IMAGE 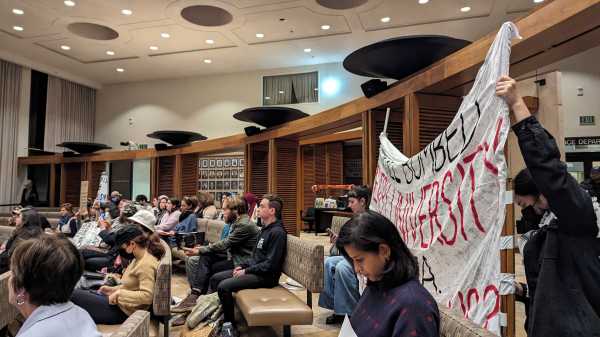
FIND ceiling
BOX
[0,0,544,86]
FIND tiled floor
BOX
[100,232,528,337]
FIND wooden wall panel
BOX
[180,153,199,197]
[302,146,316,218]
[89,161,106,198]
[325,142,344,197]
[417,94,461,150]
[374,107,404,163]
[249,142,269,199]
[314,144,327,198]
[274,139,299,235]
[158,156,175,197]
[63,163,82,205]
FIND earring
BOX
[16,294,25,306]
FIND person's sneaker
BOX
[171,314,187,327]
[171,292,199,313]
[325,314,344,325]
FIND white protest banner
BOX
[96,171,108,202]
[370,22,520,334]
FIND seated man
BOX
[170,196,259,324]
[318,185,371,324]
[209,194,287,337]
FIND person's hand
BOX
[329,232,338,244]
[156,229,168,236]
[233,267,245,278]
[108,289,120,305]
[168,231,176,237]
[496,75,530,124]
[496,76,521,108]
[99,285,117,296]
[183,246,200,256]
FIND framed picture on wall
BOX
[231,181,238,190]
[216,170,223,178]
[231,170,238,178]
[216,159,223,167]
[209,170,215,178]
[232,159,238,167]
[239,170,244,179]
[201,181,209,190]
[201,159,209,168]
[223,170,230,178]
[209,159,215,168]
[240,159,245,166]
[224,181,230,190]
[209,181,215,190]
[216,192,222,203]
[216,181,223,189]
[224,158,231,167]
[200,170,207,179]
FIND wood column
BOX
[174,154,182,199]
[59,164,66,205]
[403,93,420,156]
[268,139,276,193]
[362,110,376,185]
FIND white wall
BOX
[95,62,370,148]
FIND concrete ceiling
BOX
[0,0,543,86]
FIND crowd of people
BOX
[0,75,598,337]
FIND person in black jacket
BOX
[497,75,600,337]
[209,194,287,337]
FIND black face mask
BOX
[118,247,135,260]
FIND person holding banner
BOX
[496,76,600,337]
[335,211,439,337]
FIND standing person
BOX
[20,180,38,207]
[209,195,287,337]
[72,226,165,324]
[496,75,600,336]
[8,235,101,337]
[335,211,439,337]
[319,185,371,324]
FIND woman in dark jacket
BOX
[336,211,439,337]
[497,75,600,337]
[0,208,44,274]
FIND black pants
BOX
[81,249,114,272]
[71,288,129,325]
[186,251,233,294]
[210,270,278,324]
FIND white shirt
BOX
[17,302,100,337]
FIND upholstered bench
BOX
[196,218,226,244]
[235,235,324,337]
[105,310,151,337]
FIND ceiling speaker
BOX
[244,126,262,136]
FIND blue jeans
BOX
[318,255,359,315]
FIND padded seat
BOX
[236,286,313,326]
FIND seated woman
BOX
[196,192,218,219]
[9,234,101,337]
[155,197,181,232]
[72,226,165,324]
[0,208,44,274]
[335,211,439,337]
[57,203,79,237]
[157,196,198,261]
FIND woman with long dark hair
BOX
[0,208,44,274]
[335,211,439,337]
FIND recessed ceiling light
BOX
[116,68,125,72]
[60,45,71,50]
[121,9,133,15]
[149,46,159,51]
[12,8,24,15]
[265,96,271,100]
[64,1,76,7]
[106,50,115,56]
[205,39,214,44]
[255,33,264,38]
[160,32,170,38]
[418,0,429,3]
[380,17,391,23]
[460,6,471,12]
[278,90,284,94]
[203,59,212,64]
[304,48,312,53]
[13,26,23,31]
[320,24,331,30]
[533,0,544,3]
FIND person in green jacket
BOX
[171,195,259,317]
